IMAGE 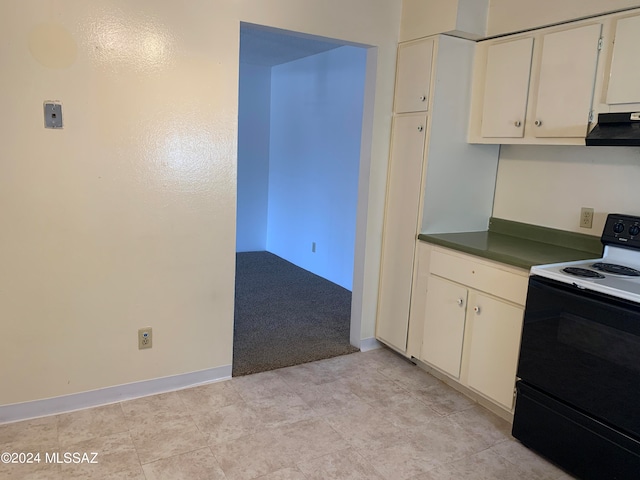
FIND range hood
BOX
[586,112,640,146]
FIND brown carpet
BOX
[232,251,359,376]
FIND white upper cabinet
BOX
[394,39,434,114]
[606,14,640,105]
[469,19,604,145]
[480,38,534,138]
[532,24,602,138]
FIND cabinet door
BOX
[394,39,434,114]
[421,275,467,378]
[480,38,534,138]
[532,24,602,138]
[607,15,640,105]
[466,292,524,409]
[376,114,427,352]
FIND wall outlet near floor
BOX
[138,327,152,349]
[312,242,316,253]
[580,207,594,229]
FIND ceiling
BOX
[240,24,345,67]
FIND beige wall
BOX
[0,0,401,406]
[493,145,640,235]
[400,0,458,41]
[399,0,489,41]
[488,0,640,36]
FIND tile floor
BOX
[0,347,576,480]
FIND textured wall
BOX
[0,0,401,406]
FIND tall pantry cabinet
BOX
[375,34,499,355]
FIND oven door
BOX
[518,275,640,440]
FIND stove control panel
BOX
[602,214,640,249]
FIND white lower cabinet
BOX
[422,275,467,378]
[419,246,527,411]
[465,292,524,409]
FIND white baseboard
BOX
[0,364,232,425]
[359,337,383,352]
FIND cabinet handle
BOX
[456,298,464,307]
[417,125,424,132]
[419,95,426,102]
[514,120,522,127]
[473,306,481,314]
[535,120,542,127]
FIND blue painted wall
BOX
[236,62,271,252]
[266,46,367,290]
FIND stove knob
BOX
[630,225,640,236]
[614,223,625,234]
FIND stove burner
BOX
[562,267,605,278]
[592,262,640,276]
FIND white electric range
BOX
[530,213,640,303]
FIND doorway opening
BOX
[234,23,370,376]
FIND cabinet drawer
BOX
[430,250,528,305]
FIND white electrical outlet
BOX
[138,327,152,349]
[580,207,594,229]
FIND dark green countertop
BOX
[418,218,603,270]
